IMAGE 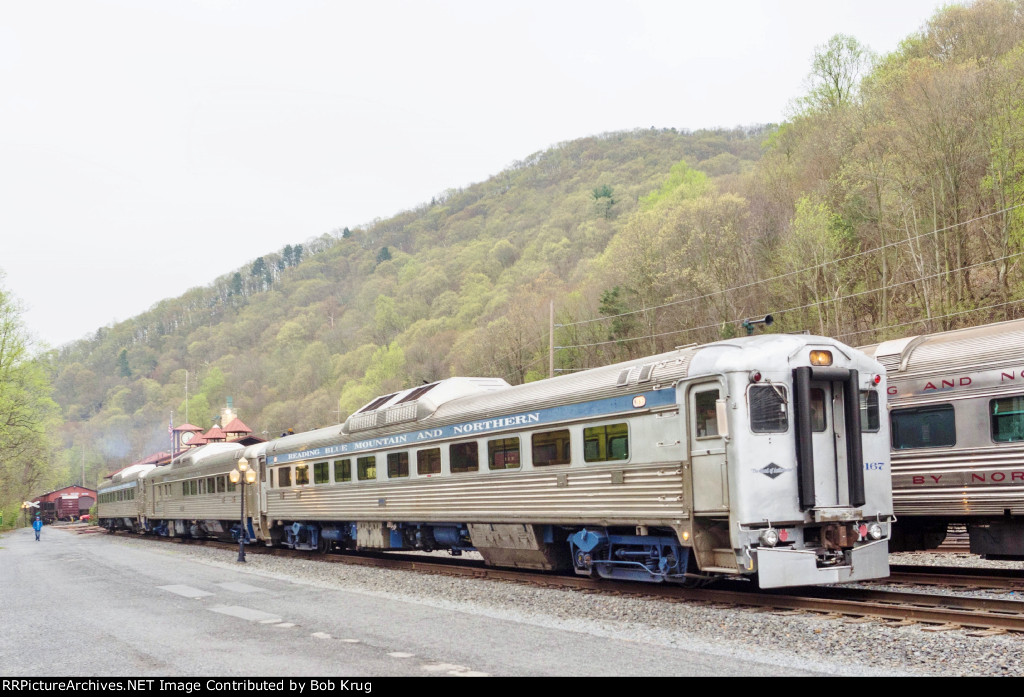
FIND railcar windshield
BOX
[749,385,787,433]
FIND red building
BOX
[31,485,97,523]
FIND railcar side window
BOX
[295,464,310,485]
[357,456,377,481]
[334,459,352,483]
[450,442,480,473]
[891,404,956,449]
[532,429,570,467]
[190,480,197,496]
[279,467,292,487]
[749,386,787,433]
[387,452,410,478]
[584,423,629,462]
[695,390,720,437]
[991,396,1024,442]
[314,461,329,484]
[417,448,441,475]
[217,476,226,493]
[182,482,188,496]
[860,391,880,432]
[488,438,521,470]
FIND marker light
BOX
[809,350,833,366]
[749,370,762,383]
[872,374,882,385]
[759,528,779,547]
[867,522,884,540]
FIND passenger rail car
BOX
[96,464,154,532]
[97,334,892,589]
[260,334,892,588]
[861,318,1024,558]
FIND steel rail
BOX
[83,527,1024,633]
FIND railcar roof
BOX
[867,317,1024,375]
[266,334,866,458]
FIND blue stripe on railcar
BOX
[269,388,677,465]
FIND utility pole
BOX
[549,300,554,378]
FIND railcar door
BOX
[689,382,729,513]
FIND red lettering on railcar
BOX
[970,471,1024,482]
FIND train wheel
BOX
[317,535,330,555]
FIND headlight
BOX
[759,528,779,547]
[809,350,833,366]
[867,522,884,540]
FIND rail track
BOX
[70,525,1024,637]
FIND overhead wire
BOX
[555,200,1024,330]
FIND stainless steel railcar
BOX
[861,318,1024,557]
[256,334,892,588]
[96,464,154,531]
[144,442,258,540]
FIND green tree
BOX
[0,277,60,523]
[117,348,131,378]
[799,34,876,113]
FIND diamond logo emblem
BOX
[758,463,789,479]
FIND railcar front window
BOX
[450,442,479,473]
[488,438,521,470]
[417,448,441,475]
[891,404,956,449]
[532,429,571,467]
[749,386,788,433]
[357,456,377,481]
[584,423,629,462]
[809,388,826,432]
[860,391,880,432]
[314,461,329,484]
[387,452,410,478]
[334,459,352,483]
[991,396,1024,442]
[695,390,720,437]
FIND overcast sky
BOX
[1,0,954,348]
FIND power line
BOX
[555,200,1024,329]
[555,249,1024,351]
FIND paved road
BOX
[0,525,822,677]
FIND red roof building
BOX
[31,485,98,523]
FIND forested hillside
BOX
[37,0,1024,490]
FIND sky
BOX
[0,0,955,349]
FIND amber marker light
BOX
[809,350,833,366]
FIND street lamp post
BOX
[229,457,257,562]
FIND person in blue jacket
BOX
[32,516,42,541]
